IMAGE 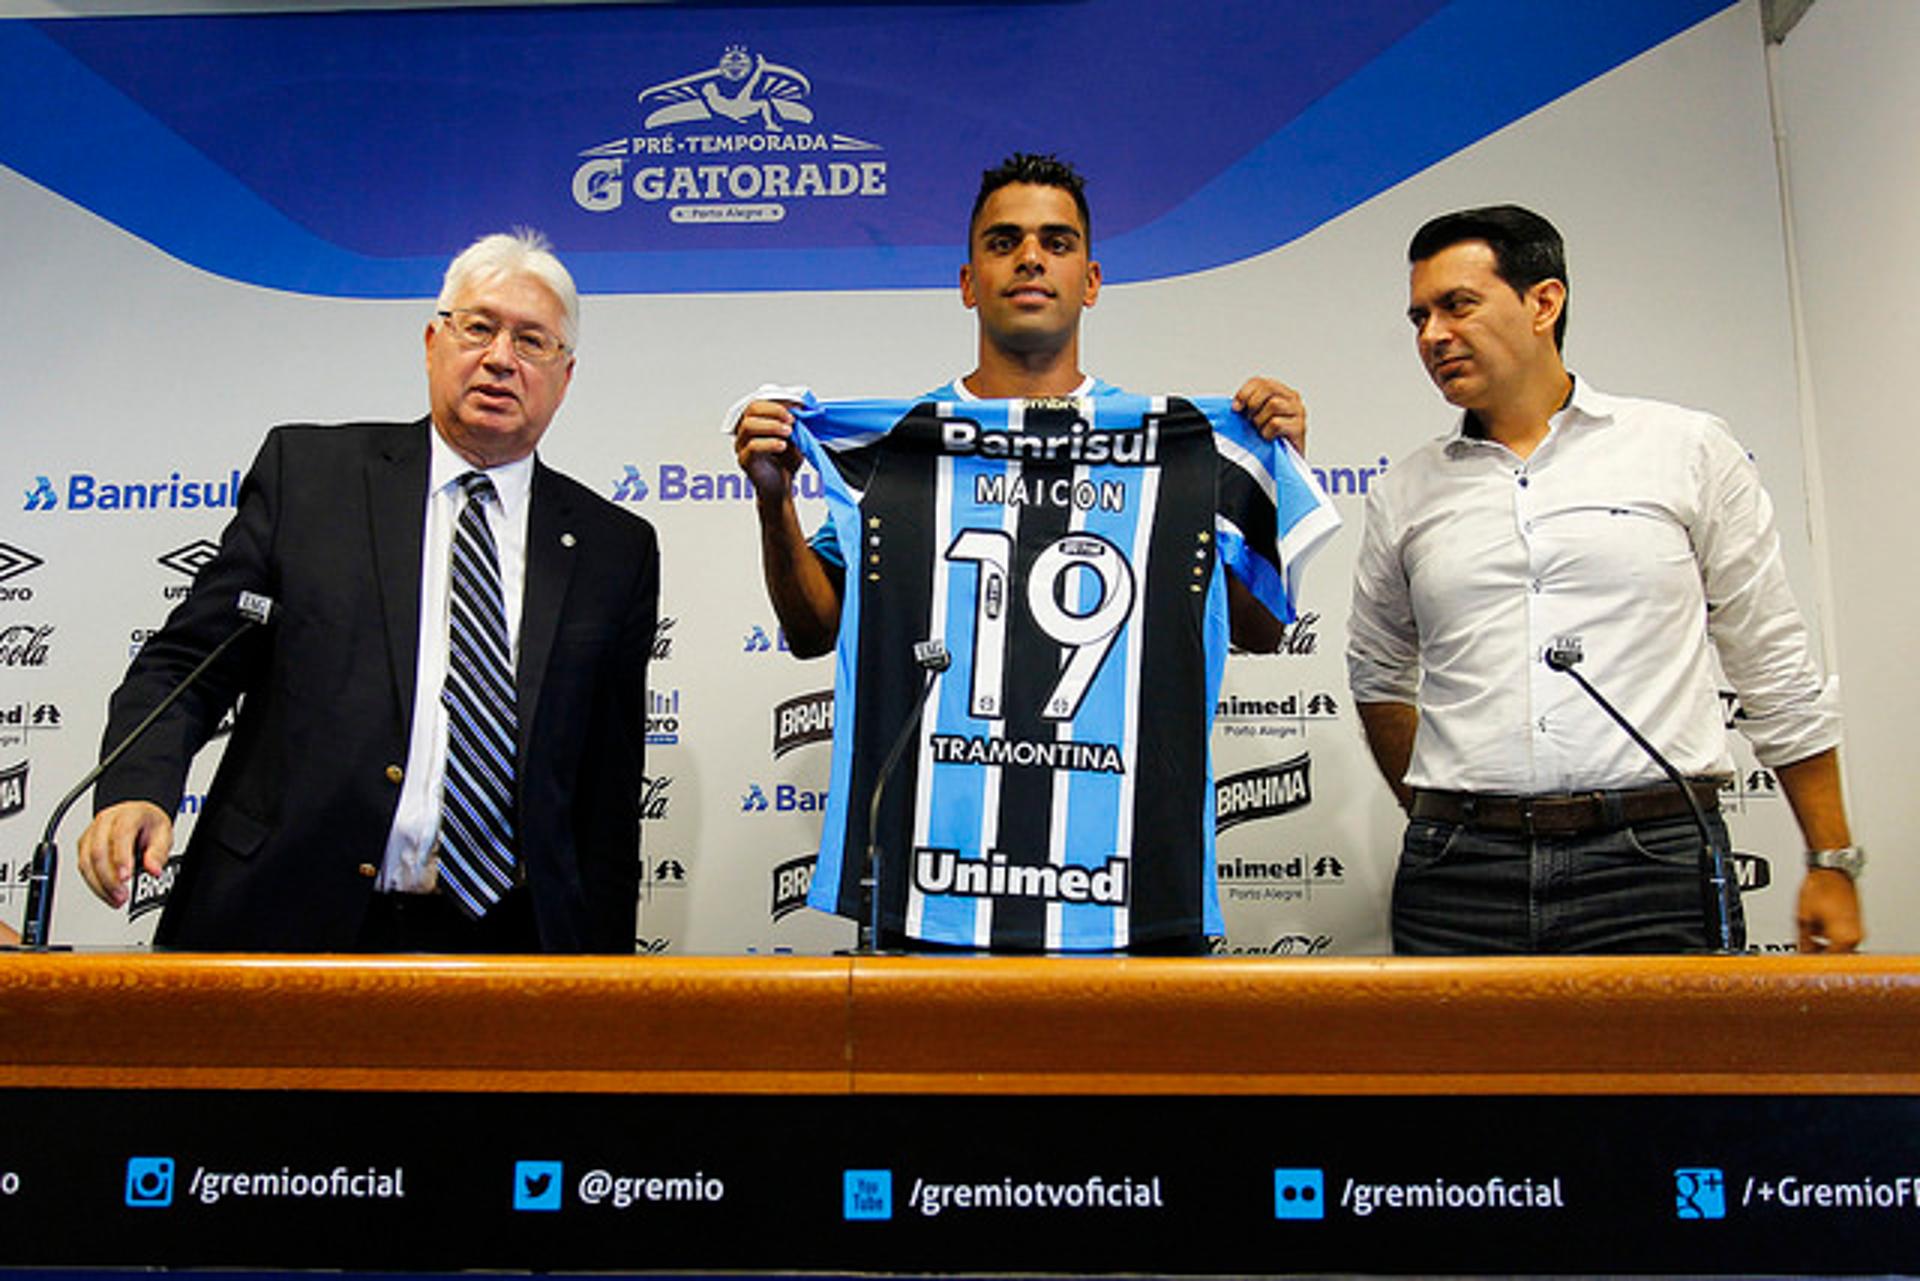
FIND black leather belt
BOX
[1409,780,1722,837]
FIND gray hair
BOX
[435,228,580,350]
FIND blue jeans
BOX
[1391,811,1745,954]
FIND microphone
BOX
[857,639,950,953]
[1542,635,1735,952]
[17,593,275,949]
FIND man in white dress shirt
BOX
[1347,204,1861,954]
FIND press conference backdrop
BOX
[0,0,1875,953]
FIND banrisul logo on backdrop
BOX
[21,469,242,515]
[613,462,822,504]
[571,45,888,225]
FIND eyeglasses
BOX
[436,308,570,365]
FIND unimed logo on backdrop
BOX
[570,44,890,226]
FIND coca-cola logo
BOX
[0,625,52,668]
[640,775,672,821]
[1212,934,1335,956]
[652,616,675,661]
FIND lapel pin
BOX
[561,532,576,548]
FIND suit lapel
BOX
[518,461,576,761]
[368,420,431,718]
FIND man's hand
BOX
[733,399,804,504]
[76,800,174,909]
[1232,377,1308,453]
[1796,867,1864,953]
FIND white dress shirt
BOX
[1346,377,1841,795]
[378,428,534,892]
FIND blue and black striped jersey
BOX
[795,392,1338,950]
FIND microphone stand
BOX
[17,594,272,950]
[1545,645,1736,953]
[856,642,950,954]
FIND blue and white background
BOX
[3,0,1910,953]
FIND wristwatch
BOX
[1806,846,1867,881]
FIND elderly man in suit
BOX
[76,230,659,952]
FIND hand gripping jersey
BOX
[794,393,1338,950]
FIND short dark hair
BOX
[969,152,1091,244]
[1409,204,1568,350]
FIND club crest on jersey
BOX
[940,417,1159,465]
[913,848,1130,907]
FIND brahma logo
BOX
[0,542,43,600]
[1731,852,1771,893]
[129,856,176,921]
[571,44,889,226]
[772,691,833,758]
[1214,754,1312,833]
[0,760,25,820]
[770,854,815,921]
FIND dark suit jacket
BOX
[96,419,659,952]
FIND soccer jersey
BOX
[796,392,1338,950]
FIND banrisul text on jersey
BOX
[792,392,1339,951]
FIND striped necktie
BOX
[436,471,518,917]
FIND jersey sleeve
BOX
[1194,398,1341,623]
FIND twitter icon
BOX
[514,1160,564,1211]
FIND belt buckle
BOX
[1517,796,1538,837]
